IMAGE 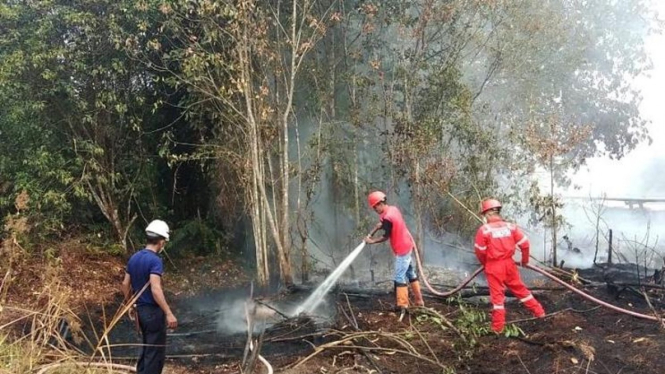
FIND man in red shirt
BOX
[474,199,545,333]
[365,191,425,311]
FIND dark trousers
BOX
[136,304,167,374]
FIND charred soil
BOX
[269,288,665,374]
[96,282,665,374]
[3,248,665,374]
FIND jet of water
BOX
[294,242,366,315]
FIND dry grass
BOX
[0,191,247,374]
[0,261,137,374]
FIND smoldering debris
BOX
[216,294,337,335]
[577,262,659,285]
[216,299,284,335]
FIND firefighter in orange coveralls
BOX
[365,191,425,311]
[474,198,545,333]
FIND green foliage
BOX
[444,296,491,349]
[43,247,63,267]
[442,367,457,374]
[503,323,525,338]
[168,219,230,258]
[454,303,491,346]
[416,313,448,331]
[0,147,77,237]
[0,0,195,251]
[479,0,656,162]
[0,0,660,272]
[528,183,565,228]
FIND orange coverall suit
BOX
[474,216,545,332]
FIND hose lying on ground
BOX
[413,246,664,323]
[411,246,484,297]
[526,263,663,322]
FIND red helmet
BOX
[480,198,502,214]
[367,191,387,208]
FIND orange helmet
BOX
[480,198,502,214]
[367,191,387,208]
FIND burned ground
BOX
[89,278,665,374]
[281,289,664,374]
[5,248,664,374]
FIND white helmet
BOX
[145,220,170,241]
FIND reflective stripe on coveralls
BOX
[475,216,545,332]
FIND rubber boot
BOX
[395,282,409,311]
[410,279,425,307]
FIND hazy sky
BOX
[568,3,665,198]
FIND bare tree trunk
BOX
[354,142,360,224]
[543,230,547,261]
[414,160,424,259]
[298,220,309,283]
[593,210,600,264]
[258,183,269,281]
[257,139,292,284]
[251,181,268,285]
[239,0,293,286]
[85,179,136,252]
[240,0,329,287]
[249,116,268,285]
[268,0,307,287]
[550,155,557,267]
[295,118,309,283]
[239,7,269,284]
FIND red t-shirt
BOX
[380,205,414,256]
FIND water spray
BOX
[293,191,664,324]
[294,242,367,315]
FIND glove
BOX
[521,257,528,267]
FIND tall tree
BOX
[524,113,592,266]
[143,0,335,285]
[0,0,175,249]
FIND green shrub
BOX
[168,219,230,257]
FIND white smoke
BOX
[216,296,336,335]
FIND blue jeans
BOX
[394,251,417,284]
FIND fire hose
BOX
[411,247,664,322]
[525,263,663,322]
[411,193,664,322]
[411,247,484,297]
[407,228,485,298]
